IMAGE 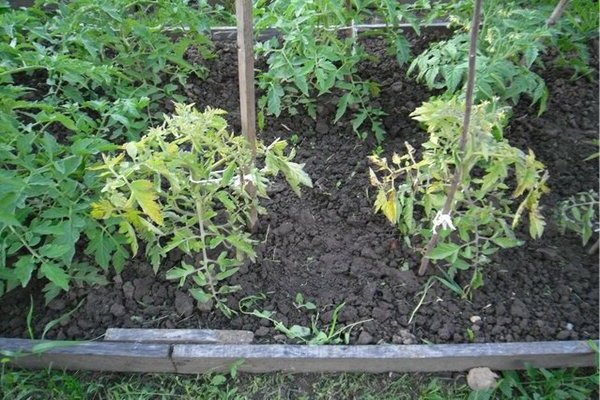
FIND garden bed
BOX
[0,34,598,346]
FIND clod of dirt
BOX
[357,330,374,344]
[196,298,213,313]
[467,367,498,391]
[133,277,153,301]
[392,329,418,345]
[110,303,126,317]
[47,299,66,311]
[315,119,329,134]
[510,299,530,319]
[122,282,135,300]
[255,326,270,337]
[175,291,194,317]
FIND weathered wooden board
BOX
[210,21,450,41]
[0,338,174,373]
[104,328,254,344]
[1,337,596,374]
[172,341,598,374]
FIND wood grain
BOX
[1,337,596,374]
[172,341,598,374]
[0,338,174,372]
[104,328,254,344]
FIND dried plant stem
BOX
[418,0,483,276]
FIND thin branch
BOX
[418,0,483,276]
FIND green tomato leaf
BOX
[492,237,522,249]
[427,242,460,260]
[14,255,35,287]
[40,263,69,291]
[214,267,239,281]
[189,288,211,303]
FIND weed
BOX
[240,293,371,344]
[556,190,599,246]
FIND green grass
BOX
[0,364,597,400]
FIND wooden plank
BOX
[2,337,595,374]
[104,328,254,344]
[1,338,174,373]
[172,341,598,374]
[8,0,35,8]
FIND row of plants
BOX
[0,0,597,322]
[253,0,425,142]
[0,0,217,302]
[0,0,312,315]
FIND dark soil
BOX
[1,33,598,345]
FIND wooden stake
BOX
[235,0,258,229]
[547,0,569,26]
[418,0,483,276]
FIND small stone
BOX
[357,331,374,344]
[175,291,194,316]
[467,367,498,391]
[470,316,482,324]
[566,323,574,331]
[110,303,126,317]
[273,334,287,342]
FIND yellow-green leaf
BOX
[119,221,139,256]
[374,188,399,223]
[90,200,113,219]
[529,208,545,239]
[130,179,163,226]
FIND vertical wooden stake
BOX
[546,0,569,26]
[418,0,483,276]
[235,0,258,229]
